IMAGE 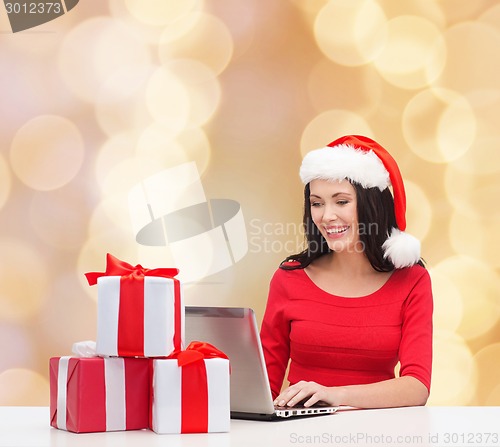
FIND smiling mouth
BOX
[325,226,349,235]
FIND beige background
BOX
[0,0,499,406]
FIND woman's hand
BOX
[273,381,342,408]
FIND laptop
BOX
[185,306,338,420]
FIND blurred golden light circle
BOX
[94,137,176,237]
[436,22,500,95]
[0,238,49,323]
[94,132,138,191]
[145,66,191,134]
[165,59,221,128]
[444,162,500,220]
[0,154,11,211]
[124,0,202,27]
[108,0,199,45]
[313,0,387,66]
[175,128,212,176]
[100,155,173,199]
[10,115,84,191]
[89,196,136,238]
[429,330,477,405]
[432,256,500,340]
[136,124,189,167]
[449,211,500,269]
[473,343,500,405]
[29,189,89,251]
[0,368,49,406]
[373,16,446,89]
[300,110,373,157]
[402,88,476,163]
[374,1,446,28]
[449,90,500,176]
[404,180,432,241]
[58,18,152,103]
[154,9,203,44]
[136,123,199,171]
[307,60,383,116]
[95,65,155,137]
[158,13,234,75]
[428,269,463,332]
[96,152,183,237]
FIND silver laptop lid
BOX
[185,306,275,415]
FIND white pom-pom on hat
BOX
[300,135,421,268]
[382,228,421,269]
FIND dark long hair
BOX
[281,181,419,272]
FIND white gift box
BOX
[151,357,230,434]
[85,254,185,358]
[95,275,185,358]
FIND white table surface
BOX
[1,406,499,447]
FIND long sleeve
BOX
[260,269,291,399]
[398,269,433,392]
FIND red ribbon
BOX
[168,342,229,433]
[85,253,179,285]
[85,253,181,357]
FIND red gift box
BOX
[85,253,184,358]
[50,354,149,433]
[150,341,231,434]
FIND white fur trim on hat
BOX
[299,144,390,190]
[382,228,421,268]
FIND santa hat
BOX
[299,135,420,268]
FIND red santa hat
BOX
[299,135,420,268]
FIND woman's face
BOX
[309,179,361,253]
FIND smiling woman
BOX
[260,135,432,410]
[309,180,360,254]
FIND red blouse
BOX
[260,265,433,399]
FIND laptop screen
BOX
[184,306,275,414]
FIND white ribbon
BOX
[56,341,126,431]
[71,340,97,358]
[104,358,126,431]
[56,356,70,431]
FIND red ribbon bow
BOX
[168,341,229,366]
[85,253,179,285]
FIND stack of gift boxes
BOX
[49,254,230,434]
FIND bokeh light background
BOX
[1,0,499,407]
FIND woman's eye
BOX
[311,202,323,207]
[337,200,349,206]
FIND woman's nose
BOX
[322,205,338,222]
